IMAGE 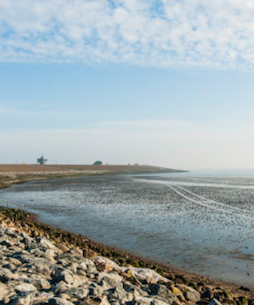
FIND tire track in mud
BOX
[135,178,254,219]
[167,184,237,215]
[176,185,251,214]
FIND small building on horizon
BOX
[37,155,47,165]
[93,161,103,165]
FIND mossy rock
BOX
[175,274,188,284]
[239,297,248,305]
[189,282,197,289]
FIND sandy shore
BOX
[0,165,253,303]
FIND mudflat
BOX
[0,166,253,303]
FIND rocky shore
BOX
[0,207,253,305]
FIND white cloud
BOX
[1,0,254,69]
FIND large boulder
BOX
[48,297,75,305]
[98,274,123,288]
[14,283,37,293]
[0,267,18,282]
[77,259,97,274]
[88,282,105,297]
[53,270,74,285]
[148,284,179,305]
[64,287,90,300]
[82,295,110,305]
[0,282,15,302]
[176,284,201,302]
[209,299,223,305]
[185,287,201,302]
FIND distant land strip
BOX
[0,164,184,173]
[0,164,185,189]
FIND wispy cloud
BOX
[1,0,254,70]
[0,106,88,119]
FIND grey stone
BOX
[0,282,14,301]
[81,295,110,305]
[53,282,70,294]
[108,285,128,301]
[64,287,90,299]
[9,292,36,305]
[77,259,97,274]
[37,238,59,252]
[56,259,69,268]
[12,253,46,266]
[108,300,120,305]
[123,282,149,297]
[8,257,23,267]
[0,266,18,282]
[54,270,74,284]
[29,278,51,290]
[69,248,83,259]
[5,228,19,238]
[148,284,178,305]
[33,262,52,276]
[65,262,77,274]
[14,283,37,293]
[40,291,55,299]
[185,287,201,302]
[0,226,5,236]
[88,282,105,297]
[42,250,57,263]
[29,248,45,257]
[209,298,223,305]
[151,299,170,305]
[0,239,14,247]
[99,274,123,288]
[57,250,82,264]
[127,296,153,305]
[48,297,75,305]
[2,262,16,271]
[77,269,87,276]
[21,232,33,249]
[128,296,170,305]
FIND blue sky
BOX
[0,0,254,169]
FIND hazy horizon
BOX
[1,1,254,170]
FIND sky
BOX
[0,0,254,170]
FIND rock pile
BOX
[0,218,248,305]
[0,222,197,305]
[0,222,224,305]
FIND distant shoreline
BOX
[0,163,186,173]
[0,164,185,189]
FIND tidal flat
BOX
[1,170,254,288]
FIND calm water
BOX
[1,170,254,287]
